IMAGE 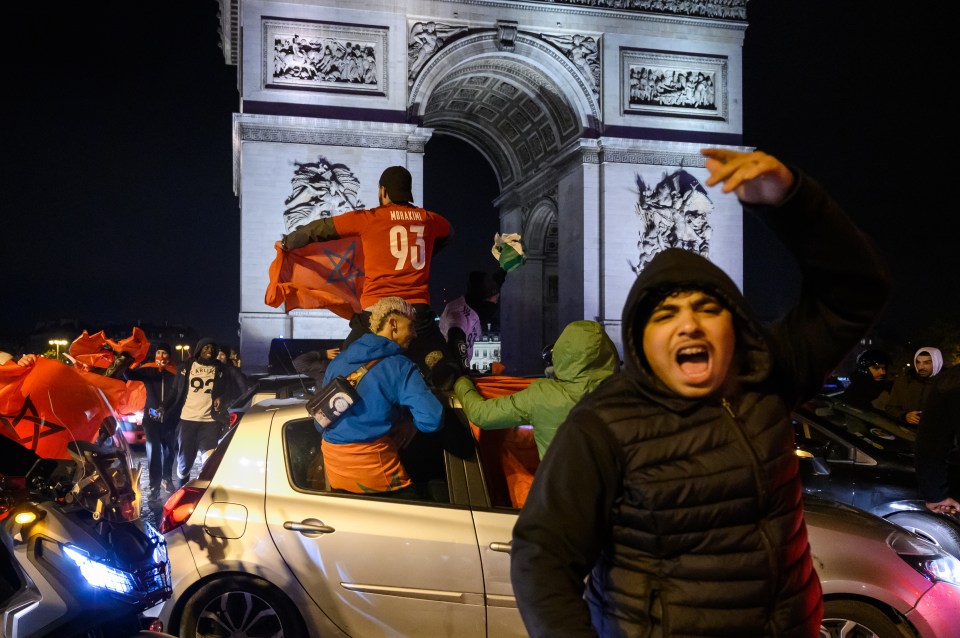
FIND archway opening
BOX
[424,134,501,312]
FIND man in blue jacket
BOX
[319,296,444,498]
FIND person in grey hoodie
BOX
[510,148,891,637]
[885,346,944,426]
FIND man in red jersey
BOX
[282,165,459,384]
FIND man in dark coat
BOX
[840,348,892,412]
[124,341,179,501]
[916,364,960,516]
[510,148,891,637]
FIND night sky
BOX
[3,2,955,357]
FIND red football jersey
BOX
[333,204,452,307]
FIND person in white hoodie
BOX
[885,346,943,426]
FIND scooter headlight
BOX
[62,544,136,595]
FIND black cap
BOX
[379,166,413,203]
[154,342,172,354]
[856,348,891,375]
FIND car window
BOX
[793,416,857,463]
[798,397,917,461]
[472,425,538,510]
[284,418,329,491]
[282,417,454,504]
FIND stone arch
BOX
[407,31,599,372]
[523,197,560,348]
[408,30,598,190]
[229,1,748,374]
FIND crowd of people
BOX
[834,344,958,518]
[1,335,251,506]
[277,152,887,636]
[120,338,251,503]
[276,155,955,635]
[3,153,957,636]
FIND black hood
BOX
[622,248,772,401]
[194,337,218,362]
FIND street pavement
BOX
[131,445,201,531]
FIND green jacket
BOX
[454,320,619,458]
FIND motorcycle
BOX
[0,356,174,638]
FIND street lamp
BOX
[48,339,68,361]
[176,344,191,361]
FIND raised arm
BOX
[281,217,340,250]
[702,147,892,403]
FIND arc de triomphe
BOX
[219,0,749,374]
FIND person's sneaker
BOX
[161,479,175,493]
[148,488,162,503]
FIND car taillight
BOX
[159,486,206,534]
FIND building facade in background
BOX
[217,0,749,374]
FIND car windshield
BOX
[797,395,916,458]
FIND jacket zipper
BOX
[720,397,782,636]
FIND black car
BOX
[792,394,960,557]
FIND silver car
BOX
[153,398,960,638]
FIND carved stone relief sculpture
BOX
[631,169,713,274]
[264,19,387,94]
[408,21,469,86]
[539,32,601,99]
[274,35,377,85]
[523,0,746,20]
[628,67,715,109]
[283,157,365,233]
[621,48,726,120]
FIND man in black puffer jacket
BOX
[510,148,891,637]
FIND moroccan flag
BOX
[69,326,150,371]
[265,239,365,319]
[471,375,536,398]
[466,375,538,509]
[0,357,146,460]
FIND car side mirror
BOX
[796,449,831,476]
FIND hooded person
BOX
[841,347,893,412]
[885,346,944,427]
[164,337,250,488]
[123,341,180,501]
[915,363,960,516]
[453,320,619,459]
[509,148,891,637]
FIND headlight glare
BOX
[889,530,960,586]
[62,544,136,595]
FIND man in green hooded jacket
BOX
[453,320,620,459]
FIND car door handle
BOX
[283,518,335,537]
[490,541,512,554]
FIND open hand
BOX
[701,148,794,206]
[925,497,960,516]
